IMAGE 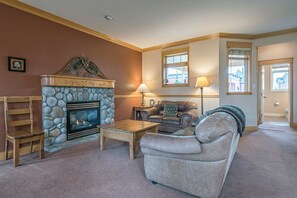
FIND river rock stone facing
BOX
[42,86,115,148]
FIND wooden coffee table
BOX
[99,119,159,159]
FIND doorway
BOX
[258,58,293,127]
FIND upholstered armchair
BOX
[140,112,241,198]
[140,101,199,133]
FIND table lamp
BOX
[136,83,150,106]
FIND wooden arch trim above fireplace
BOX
[41,75,115,88]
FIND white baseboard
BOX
[245,126,257,132]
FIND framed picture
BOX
[8,56,26,72]
[150,99,155,107]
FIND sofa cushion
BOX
[163,117,180,125]
[159,111,164,116]
[163,103,178,117]
[178,101,198,112]
[148,115,163,123]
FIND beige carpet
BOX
[0,125,297,198]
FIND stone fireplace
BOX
[41,75,115,149]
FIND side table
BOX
[133,106,151,120]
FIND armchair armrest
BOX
[140,133,201,154]
[179,109,199,128]
[140,107,158,120]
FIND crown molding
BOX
[142,33,255,52]
[142,32,255,52]
[143,29,297,52]
[142,33,220,52]
[218,33,254,39]
[253,27,297,39]
[0,0,142,52]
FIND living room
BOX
[1,1,297,198]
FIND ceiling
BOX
[20,0,297,49]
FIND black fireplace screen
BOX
[67,101,100,140]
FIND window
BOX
[271,64,289,91]
[227,42,252,94]
[162,48,189,87]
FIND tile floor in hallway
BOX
[263,116,289,126]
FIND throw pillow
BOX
[163,103,178,117]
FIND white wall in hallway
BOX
[257,38,297,123]
[263,65,288,117]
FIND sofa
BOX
[140,111,242,198]
[140,101,199,133]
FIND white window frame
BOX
[162,48,190,87]
[227,42,252,95]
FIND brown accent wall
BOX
[0,4,142,151]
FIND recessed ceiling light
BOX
[104,15,113,21]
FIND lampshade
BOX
[136,83,150,93]
[195,77,210,88]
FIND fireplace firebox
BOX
[66,101,100,140]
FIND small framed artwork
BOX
[150,99,155,107]
[8,56,26,72]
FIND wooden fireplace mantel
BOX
[41,75,115,88]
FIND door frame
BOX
[257,58,293,127]
[257,65,265,124]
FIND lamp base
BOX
[141,92,145,106]
[200,87,204,115]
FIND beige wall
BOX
[263,65,288,117]
[142,38,220,115]
[257,36,297,123]
[219,38,258,127]
[143,33,297,126]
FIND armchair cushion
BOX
[196,112,237,143]
[148,115,163,123]
[163,103,178,117]
[162,117,180,125]
[140,133,201,154]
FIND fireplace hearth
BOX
[67,101,100,140]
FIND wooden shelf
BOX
[41,75,115,88]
